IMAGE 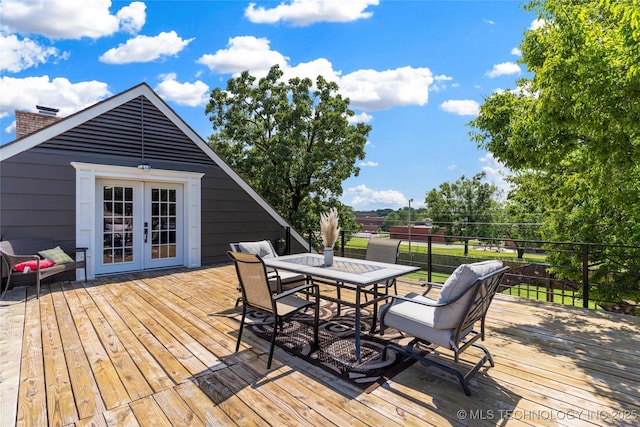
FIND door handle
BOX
[144,222,148,243]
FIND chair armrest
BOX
[385,293,449,308]
[74,247,88,260]
[273,282,319,300]
[1,252,39,269]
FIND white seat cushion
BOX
[380,293,458,348]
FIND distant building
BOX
[355,213,385,233]
[389,223,447,242]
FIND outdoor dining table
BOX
[263,253,419,362]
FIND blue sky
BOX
[0,0,538,211]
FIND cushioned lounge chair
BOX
[1,239,87,299]
[379,260,509,395]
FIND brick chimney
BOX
[15,106,62,139]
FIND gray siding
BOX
[0,96,303,265]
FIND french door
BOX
[96,179,183,275]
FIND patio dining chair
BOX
[228,251,320,369]
[230,240,307,307]
[336,238,402,305]
[365,238,401,295]
[379,260,509,395]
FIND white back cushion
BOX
[238,241,277,259]
[433,260,503,329]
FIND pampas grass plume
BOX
[320,208,340,248]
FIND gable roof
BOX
[0,82,308,250]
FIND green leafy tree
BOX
[383,211,403,230]
[206,65,370,234]
[469,0,640,304]
[424,172,501,239]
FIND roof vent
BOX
[36,105,59,116]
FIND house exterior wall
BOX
[0,95,304,268]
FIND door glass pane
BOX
[103,185,134,264]
[151,188,177,259]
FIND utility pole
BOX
[408,199,413,258]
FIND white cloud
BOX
[480,152,511,197]
[155,74,209,107]
[530,18,546,31]
[283,58,340,83]
[485,62,521,78]
[100,31,194,64]
[340,66,432,111]
[0,0,146,39]
[439,99,480,116]
[4,121,16,134]
[359,161,379,167]
[430,74,453,92]
[245,0,379,26]
[511,47,522,56]
[0,33,65,72]
[117,2,146,34]
[0,76,111,119]
[494,81,538,98]
[197,36,289,76]
[342,184,408,210]
[348,112,373,123]
[198,36,433,111]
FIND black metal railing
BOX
[302,229,640,315]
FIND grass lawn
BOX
[346,237,546,263]
[504,285,600,310]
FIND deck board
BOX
[0,287,26,426]
[1,264,639,426]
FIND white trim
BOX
[72,162,203,279]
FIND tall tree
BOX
[206,65,370,233]
[424,172,501,238]
[469,0,640,303]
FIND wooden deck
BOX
[1,264,639,426]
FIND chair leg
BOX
[313,297,320,350]
[383,340,492,396]
[267,316,278,369]
[370,284,379,332]
[235,308,247,352]
[1,275,11,299]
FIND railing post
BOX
[428,235,433,282]
[340,230,345,257]
[582,243,589,308]
[285,227,291,255]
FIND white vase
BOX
[324,248,334,266]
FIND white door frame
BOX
[72,162,203,279]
